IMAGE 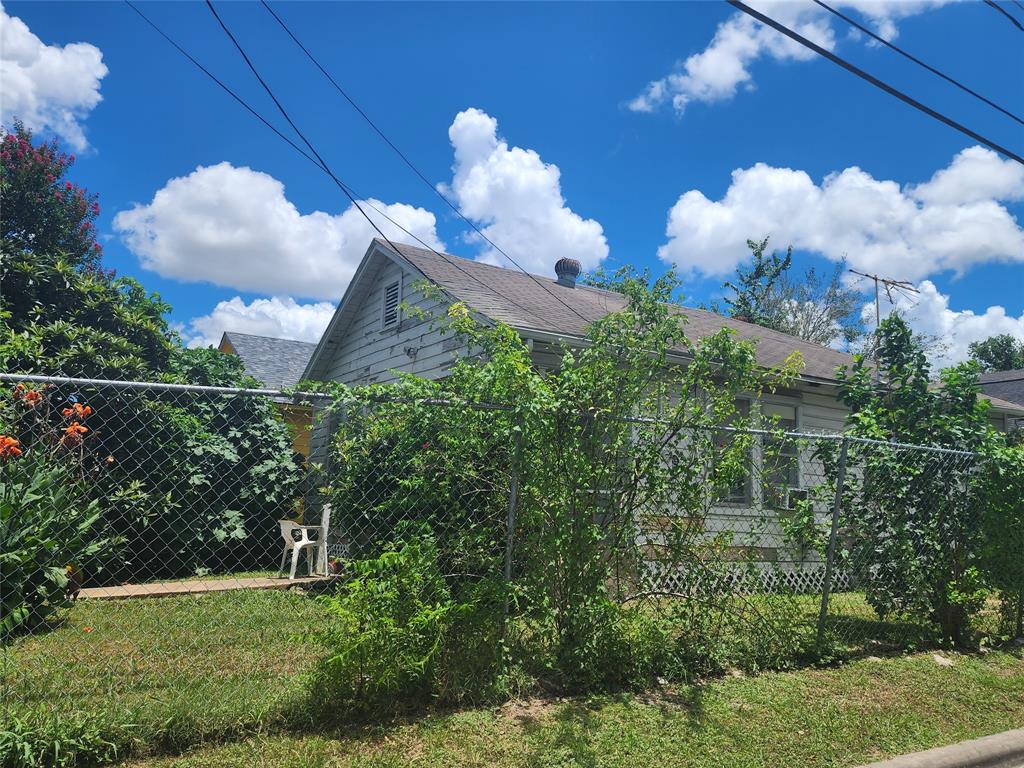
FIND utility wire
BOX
[813,0,1024,128]
[204,1,405,256]
[259,0,596,326]
[125,1,438,272]
[984,0,1024,32]
[727,0,1024,166]
[127,0,538,323]
[204,2,547,323]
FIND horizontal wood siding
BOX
[319,261,460,386]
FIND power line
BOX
[727,0,1024,166]
[203,1,404,256]
[984,0,1024,32]
[259,0,596,326]
[204,2,553,325]
[126,1,539,325]
[812,0,1024,128]
[124,2,442,269]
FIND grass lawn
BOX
[123,649,1024,768]
[4,588,1020,767]
[5,589,331,751]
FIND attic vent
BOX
[382,280,401,329]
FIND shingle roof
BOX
[978,369,1024,407]
[386,240,857,383]
[221,332,316,389]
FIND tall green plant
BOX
[321,269,801,691]
[836,315,995,645]
[979,442,1024,639]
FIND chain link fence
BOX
[0,373,1010,758]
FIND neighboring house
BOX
[301,239,1024,582]
[218,331,317,457]
[980,369,1024,432]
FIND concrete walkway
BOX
[78,575,338,600]
[859,727,1024,768]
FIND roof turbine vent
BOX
[554,257,582,288]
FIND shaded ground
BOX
[123,650,1024,768]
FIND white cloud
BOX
[875,280,1024,369]
[658,146,1024,282]
[441,107,609,274]
[0,4,107,150]
[114,162,445,301]
[911,145,1024,206]
[629,1,947,115]
[184,296,335,349]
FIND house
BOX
[218,331,317,456]
[301,238,1024,584]
[980,369,1024,432]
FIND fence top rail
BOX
[0,372,330,402]
[0,372,513,411]
[0,372,981,458]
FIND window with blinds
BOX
[381,280,400,330]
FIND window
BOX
[381,280,400,330]
[761,403,800,508]
[718,399,752,505]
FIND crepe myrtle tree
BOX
[836,315,996,646]
[321,267,802,687]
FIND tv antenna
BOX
[849,269,920,378]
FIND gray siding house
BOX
[300,239,1024,581]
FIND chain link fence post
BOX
[816,435,849,650]
[504,414,523,590]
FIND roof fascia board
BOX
[302,241,386,382]
[517,326,844,389]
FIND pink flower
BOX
[91,202,100,215]
[68,154,75,163]
[65,181,72,190]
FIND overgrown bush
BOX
[979,441,1024,640]
[314,270,814,702]
[314,526,505,714]
[836,316,996,645]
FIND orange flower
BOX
[60,421,89,448]
[0,435,22,460]
[22,390,43,407]
[62,403,92,420]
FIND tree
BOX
[0,125,301,582]
[723,236,864,347]
[968,334,1024,372]
[1,122,103,273]
[1,124,175,379]
[723,236,792,327]
[836,315,995,645]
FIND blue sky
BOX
[3,1,1023,365]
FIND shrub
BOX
[314,526,505,715]
[0,449,105,636]
[0,387,110,637]
[979,442,1024,640]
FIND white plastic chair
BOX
[277,505,331,580]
